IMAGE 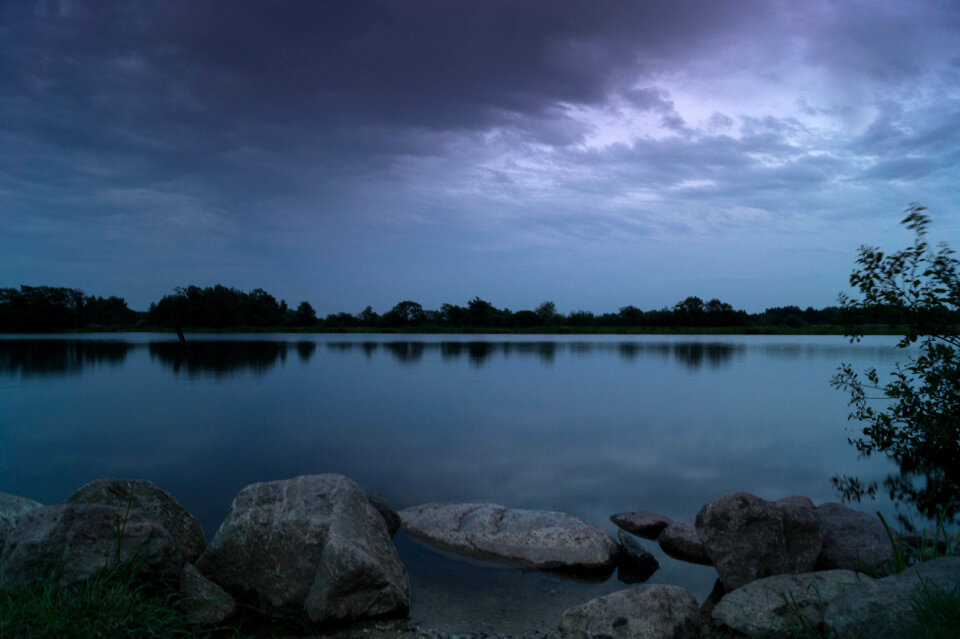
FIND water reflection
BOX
[325,340,741,369]
[0,340,130,377]
[148,341,291,377]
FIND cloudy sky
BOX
[2,1,959,314]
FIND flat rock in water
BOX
[617,529,659,583]
[64,477,206,563]
[399,502,618,572]
[197,474,409,625]
[610,511,672,539]
[0,503,183,589]
[823,556,960,637]
[657,518,711,566]
[815,502,894,575]
[696,491,822,590]
[0,491,43,547]
[557,585,700,639]
[711,569,868,637]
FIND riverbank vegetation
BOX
[0,284,935,334]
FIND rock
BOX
[399,502,618,572]
[711,569,867,637]
[610,511,672,539]
[0,491,43,547]
[557,585,700,639]
[658,518,711,566]
[179,562,236,624]
[617,530,659,583]
[0,503,184,589]
[777,495,815,509]
[196,474,408,624]
[815,502,895,575]
[361,486,401,537]
[823,556,960,638]
[64,477,206,563]
[695,491,822,590]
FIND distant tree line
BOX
[2,283,928,333]
[0,286,139,332]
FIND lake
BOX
[0,333,909,632]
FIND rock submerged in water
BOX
[610,511,672,539]
[557,585,700,639]
[657,518,711,566]
[399,502,619,572]
[616,530,659,583]
[197,474,409,625]
[696,491,822,590]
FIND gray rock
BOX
[0,491,43,548]
[610,511,672,539]
[197,474,408,624]
[0,503,184,589]
[617,530,659,583]
[658,518,711,566]
[557,585,700,639]
[179,562,236,624]
[399,502,618,572]
[712,569,867,637]
[696,491,822,590]
[776,495,815,509]
[361,485,401,537]
[64,477,206,563]
[823,556,960,637]
[815,502,895,575]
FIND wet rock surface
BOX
[399,503,618,572]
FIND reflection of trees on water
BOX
[0,339,747,377]
[149,341,292,377]
[0,340,129,377]
[321,341,742,368]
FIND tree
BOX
[292,301,317,326]
[831,205,960,526]
[535,301,558,324]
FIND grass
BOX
[0,569,208,638]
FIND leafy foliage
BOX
[832,205,960,525]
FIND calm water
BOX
[0,333,908,632]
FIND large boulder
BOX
[196,474,408,625]
[557,585,700,639]
[617,530,659,583]
[695,492,822,590]
[658,518,711,566]
[610,511,672,539]
[64,477,206,563]
[399,502,618,572]
[822,556,960,638]
[0,491,43,548]
[711,569,868,637]
[360,486,401,538]
[0,503,184,589]
[815,502,895,575]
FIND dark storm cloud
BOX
[2,0,959,311]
